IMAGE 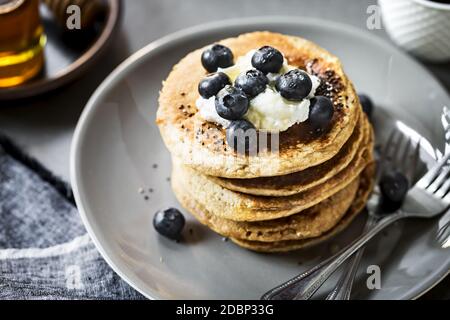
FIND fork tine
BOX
[401,137,411,163]
[441,112,450,131]
[406,139,421,184]
[383,130,397,159]
[444,107,450,155]
[437,222,450,248]
[400,137,411,177]
[443,192,450,204]
[437,221,450,240]
[444,106,450,122]
[436,178,450,198]
[427,165,450,193]
[376,129,397,181]
[418,152,450,188]
[392,132,405,168]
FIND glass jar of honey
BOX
[0,0,46,88]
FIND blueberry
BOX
[234,69,269,98]
[153,208,185,240]
[215,86,249,120]
[306,96,334,135]
[198,72,231,99]
[251,46,284,74]
[201,44,234,73]
[226,119,257,153]
[275,69,312,101]
[379,170,409,212]
[358,94,374,119]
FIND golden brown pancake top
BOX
[158,32,360,178]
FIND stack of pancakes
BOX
[157,32,375,252]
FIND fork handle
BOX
[326,248,364,300]
[261,212,406,300]
[326,216,378,300]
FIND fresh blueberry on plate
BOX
[379,170,409,212]
[215,85,249,120]
[198,72,231,99]
[201,44,234,73]
[306,96,334,135]
[234,69,269,98]
[251,46,284,74]
[359,94,374,119]
[275,69,312,101]
[153,208,185,240]
[226,119,257,153]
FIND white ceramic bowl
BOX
[379,0,450,62]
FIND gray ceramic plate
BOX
[71,17,450,300]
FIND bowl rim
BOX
[412,0,450,11]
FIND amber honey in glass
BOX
[0,0,46,88]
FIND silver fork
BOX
[261,151,450,300]
[437,106,450,248]
[326,129,420,300]
[441,106,450,155]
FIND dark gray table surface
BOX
[0,0,448,299]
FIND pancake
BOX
[171,129,373,222]
[173,172,360,242]
[210,112,369,196]
[157,31,361,178]
[230,163,375,252]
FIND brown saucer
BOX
[0,0,121,101]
